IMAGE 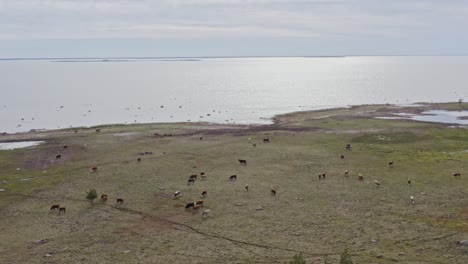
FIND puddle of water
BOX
[0,141,44,150]
[376,110,468,125]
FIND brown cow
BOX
[91,166,98,173]
[340,155,345,159]
[263,138,270,143]
[137,158,141,162]
[95,129,101,132]
[100,194,108,202]
[358,174,364,181]
[55,154,61,159]
[195,200,204,208]
[185,202,195,211]
[188,178,195,185]
[201,191,207,198]
[453,173,461,179]
[271,189,277,196]
[388,161,394,167]
[189,174,198,180]
[58,207,66,213]
[245,185,249,192]
[192,205,201,214]
[50,204,60,211]
[345,144,351,150]
[116,198,124,204]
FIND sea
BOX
[1,56,467,133]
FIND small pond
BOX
[377,110,468,125]
[0,141,44,150]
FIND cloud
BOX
[0,0,467,41]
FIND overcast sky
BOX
[1,0,468,58]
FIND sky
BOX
[1,0,468,58]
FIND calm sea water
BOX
[1,56,467,133]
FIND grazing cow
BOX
[116,198,124,204]
[388,161,394,167]
[202,210,211,217]
[50,204,60,211]
[201,191,207,198]
[58,207,66,213]
[358,174,364,181]
[263,138,270,143]
[100,194,108,202]
[188,178,195,185]
[91,167,98,173]
[185,202,195,211]
[271,189,277,196]
[238,159,247,166]
[63,145,68,149]
[200,137,203,141]
[346,144,351,150]
[340,155,345,159]
[229,175,237,181]
[174,191,181,198]
[410,196,415,205]
[252,144,256,147]
[200,172,206,176]
[95,129,101,132]
[55,154,61,159]
[245,185,249,192]
[322,173,326,180]
[201,174,207,181]
[189,174,197,180]
[344,170,349,177]
[318,174,322,180]
[453,173,461,179]
[195,200,204,208]
[137,158,141,162]
[407,179,412,187]
[374,180,381,187]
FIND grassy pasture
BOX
[0,104,467,264]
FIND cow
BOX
[202,210,211,217]
[252,144,256,147]
[116,198,124,205]
[345,144,351,150]
[63,145,68,149]
[374,180,381,187]
[453,173,461,179]
[229,175,237,181]
[185,202,195,211]
[410,196,415,205]
[201,191,207,198]
[100,194,108,202]
[271,189,277,196]
[91,166,98,173]
[58,207,66,213]
[95,129,101,132]
[188,178,195,185]
[50,204,60,211]
[322,173,326,180]
[358,174,364,181]
[388,161,394,167]
[55,154,62,159]
[340,155,345,159]
[238,159,247,166]
[245,185,249,192]
[195,200,204,208]
[407,179,412,187]
[318,174,322,180]
[137,158,141,162]
[189,174,197,180]
[263,138,270,143]
[200,137,203,141]
[174,191,181,199]
[200,173,207,180]
[344,170,349,177]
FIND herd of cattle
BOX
[49,135,462,215]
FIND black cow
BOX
[229,175,237,181]
[238,159,247,166]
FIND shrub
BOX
[340,248,354,264]
[290,253,306,264]
[86,189,98,205]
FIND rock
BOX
[45,253,52,257]
[459,240,468,245]
[371,239,378,243]
[255,207,264,211]
[35,239,49,245]
[0,189,5,192]
[398,252,406,256]
[123,250,131,254]
[420,192,427,195]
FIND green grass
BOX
[0,103,467,264]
